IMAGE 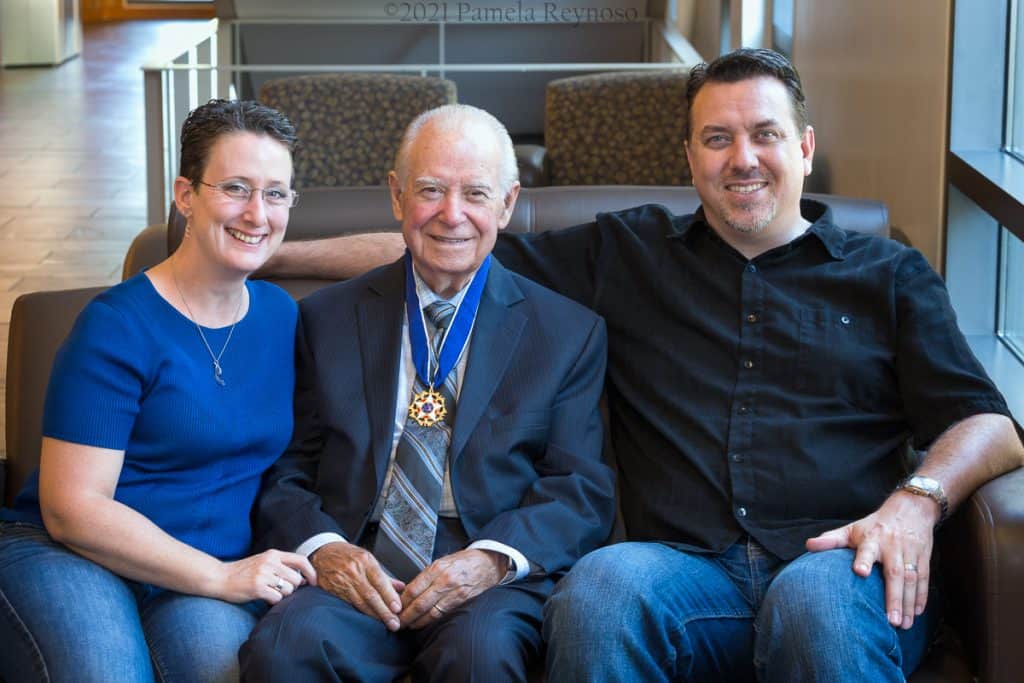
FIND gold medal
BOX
[408,387,447,427]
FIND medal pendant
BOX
[408,388,447,427]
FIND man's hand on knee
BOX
[398,549,506,630]
[310,542,405,631]
[805,492,937,630]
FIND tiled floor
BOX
[0,20,207,461]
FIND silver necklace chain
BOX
[171,265,244,387]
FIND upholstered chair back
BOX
[544,70,691,186]
[259,73,457,189]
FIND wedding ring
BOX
[432,603,447,615]
[904,563,918,572]
[274,577,285,592]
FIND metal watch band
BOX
[898,475,949,524]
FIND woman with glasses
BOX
[0,99,315,682]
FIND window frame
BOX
[947,0,1024,419]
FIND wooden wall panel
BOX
[792,0,952,270]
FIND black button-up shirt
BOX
[493,200,1015,560]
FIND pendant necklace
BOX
[171,265,244,387]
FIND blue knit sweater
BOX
[7,273,297,561]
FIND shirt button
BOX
[737,507,748,517]
[746,264,757,273]
[840,315,851,324]
[746,313,758,323]
[730,452,743,462]
[743,359,754,369]
[738,405,749,414]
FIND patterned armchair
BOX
[542,70,691,186]
[259,73,457,189]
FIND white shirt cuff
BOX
[296,532,347,558]
[468,539,530,583]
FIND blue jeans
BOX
[0,522,262,682]
[543,539,939,682]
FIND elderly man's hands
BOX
[398,549,507,629]
[309,544,506,631]
[311,542,406,631]
[805,490,941,630]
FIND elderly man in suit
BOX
[239,104,614,682]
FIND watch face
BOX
[908,476,939,493]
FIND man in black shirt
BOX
[265,49,1023,681]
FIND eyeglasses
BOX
[195,180,300,208]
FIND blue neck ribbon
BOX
[404,251,491,388]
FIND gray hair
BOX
[393,104,519,193]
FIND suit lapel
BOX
[450,262,526,462]
[357,260,406,487]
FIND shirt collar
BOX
[802,200,847,260]
[668,198,846,260]
[412,265,473,310]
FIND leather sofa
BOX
[5,185,1023,682]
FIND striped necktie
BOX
[372,300,457,581]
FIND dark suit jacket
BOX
[256,258,615,576]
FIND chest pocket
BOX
[795,308,895,410]
[490,409,551,440]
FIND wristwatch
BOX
[897,475,949,525]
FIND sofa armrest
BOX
[5,288,107,506]
[939,466,1024,683]
[515,144,549,187]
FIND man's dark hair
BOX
[685,48,808,141]
[178,99,298,186]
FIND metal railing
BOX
[143,19,221,226]
[142,17,699,225]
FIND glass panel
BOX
[1002,3,1024,360]
[772,0,794,56]
[999,227,1024,361]
[1008,0,1024,157]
